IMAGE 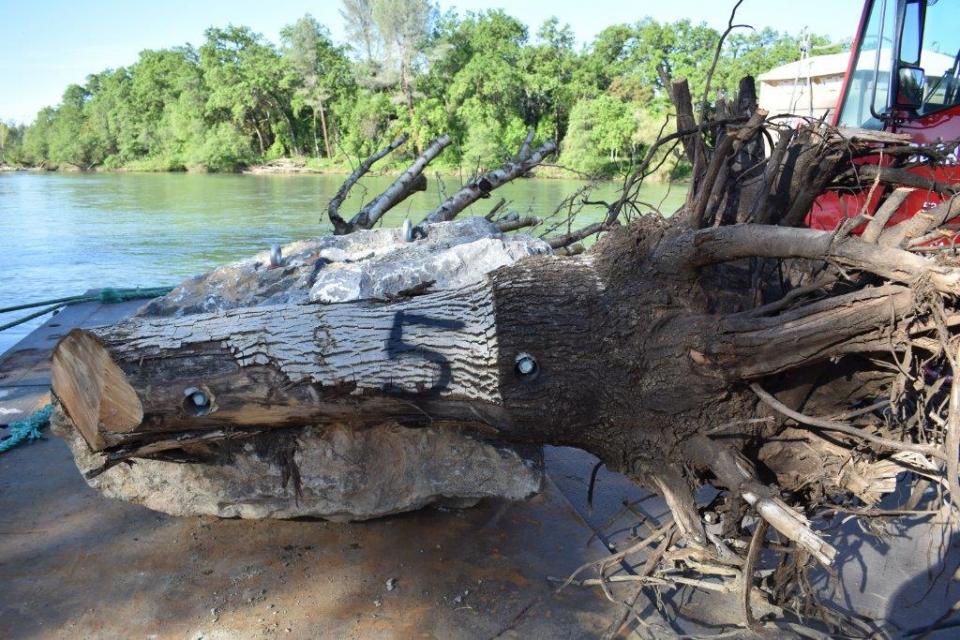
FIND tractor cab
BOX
[808,0,960,231]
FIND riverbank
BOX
[0,158,629,181]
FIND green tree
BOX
[561,95,637,175]
[125,47,206,164]
[5,10,842,176]
[522,18,578,143]
[371,0,436,118]
[200,26,296,157]
[0,121,25,165]
[282,15,354,159]
[422,10,529,163]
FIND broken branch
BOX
[327,134,408,234]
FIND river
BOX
[0,171,686,354]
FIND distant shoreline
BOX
[0,159,624,182]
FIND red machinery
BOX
[806,0,960,234]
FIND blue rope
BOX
[0,404,54,453]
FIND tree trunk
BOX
[48,71,960,632]
[400,58,415,122]
[52,218,953,483]
[53,282,502,452]
[317,97,332,159]
[253,127,265,156]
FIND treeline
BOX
[0,1,841,176]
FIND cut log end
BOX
[51,329,143,451]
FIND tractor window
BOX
[838,0,897,129]
[899,1,922,66]
[916,0,960,116]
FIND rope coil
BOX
[0,404,53,453]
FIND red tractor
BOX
[808,0,960,234]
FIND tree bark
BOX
[311,110,320,159]
[53,282,505,452]
[317,97,332,159]
[52,220,951,488]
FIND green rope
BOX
[0,304,62,333]
[0,286,175,315]
[95,286,174,304]
[0,286,175,333]
[0,404,53,453]
[0,294,87,314]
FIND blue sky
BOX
[0,0,864,124]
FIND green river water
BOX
[0,171,686,354]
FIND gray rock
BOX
[67,217,549,520]
[53,409,542,520]
[138,218,551,315]
[309,234,548,303]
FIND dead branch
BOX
[750,383,945,459]
[547,221,613,249]
[840,165,959,195]
[741,519,769,632]
[421,140,557,225]
[556,521,674,593]
[669,224,960,296]
[516,129,535,162]
[699,0,751,123]
[555,242,585,257]
[946,346,960,511]
[684,435,837,567]
[862,187,914,243]
[670,78,706,172]
[484,197,507,220]
[496,216,542,233]
[348,134,452,231]
[692,109,767,228]
[328,134,408,234]
[879,193,960,248]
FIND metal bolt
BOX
[183,386,213,416]
[515,353,538,378]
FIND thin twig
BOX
[750,383,945,460]
[742,520,769,631]
[699,0,751,123]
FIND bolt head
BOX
[514,352,538,378]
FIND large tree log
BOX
[52,218,553,518]
[52,217,953,485]
[54,282,503,448]
[47,72,960,633]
